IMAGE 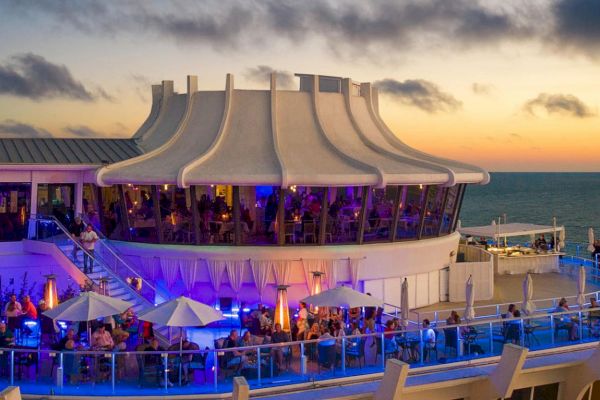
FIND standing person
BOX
[80,224,99,274]
[270,323,290,372]
[296,302,309,340]
[68,216,85,262]
[4,294,22,332]
[364,293,376,333]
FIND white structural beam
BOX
[374,359,409,400]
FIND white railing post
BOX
[111,352,116,392]
[550,315,555,346]
[578,311,583,342]
[300,342,306,377]
[213,350,218,392]
[163,353,169,390]
[256,347,262,386]
[342,337,346,374]
[488,322,493,354]
[419,329,424,364]
[380,333,385,370]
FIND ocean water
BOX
[459,173,600,246]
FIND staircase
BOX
[30,217,176,345]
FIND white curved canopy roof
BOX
[96,73,489,188]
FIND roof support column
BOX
[233,186,241,245]
[417,185,431,240]
[75,172,84,218]
[277,187,285,246]
[95,185,106,236]
[152,185,164,244]
[357,186,369,245]
[452,184,466,232]
[436,187,450,237]
[390,186,402,241]
[190,186,201,245]
[27,174,39,239]
[318,187,329,245]
[117,185,132,241]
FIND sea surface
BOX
[459,173,600,247]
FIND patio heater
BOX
[98,277,109,296]
[310,271,325,313]
[43,274,58,309]
[274,285,291,332]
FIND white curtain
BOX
[302,259,327,294]
[160,258,180,289]
[179,258,199,294]
[328,260,343,289]
[140,256,158,281]
[349,258,362,290]
[226,260,246,296]
[250,260,272,302]
[273,260,292,286]
[206,260,227,293]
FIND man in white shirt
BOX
[80,224,99,274]
[422,319,436,361]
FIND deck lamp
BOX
[99,277,109,296]
[274,285,291,332]
[43,274,58,309]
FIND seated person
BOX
[506,310,522,344]
[92,325,115,350]
[259,309,272,336]
[348,307,361,323]
[270,323,290,371]
[554,298,579,341]
[0,323,14,347]
[144,338,172,387]
[223,330,248,371]
[58,329,77,350]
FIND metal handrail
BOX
[35,217,156,307]
[41,215,158,295]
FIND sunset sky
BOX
[0,0,599,171]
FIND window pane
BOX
[327,186,361,243]
[0,183,30,241]
[440,185,460,235]
[363,186,396,243]
[282,186,323,245]
[396,186,423,240]
[421,185,446,238]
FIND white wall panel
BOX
[363,279,384,306]
[428,270,439,304]
[415,273,429,308]
[383,277,401,312]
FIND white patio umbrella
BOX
[138,296,224,386]
[300,286,382,309]
[400,278,409,327]
[558,229,566,251]
[456,220,461,230]
[491,220,496,226]
[587,228,595,253]
[522,273,536,315]
[43,291,133,345]
[577,266,586,309]
[43,291,133,321]
[464,276,475,321]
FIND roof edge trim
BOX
[177,74,234,188]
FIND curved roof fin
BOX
[270,73,288,188]
[177,73,234,188]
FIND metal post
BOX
[456,326,460,359]
[434,311,438,326]
[213,350,218,392]
[419,329,424,364]
[57,352,64,391]
[520,319,525,347]
[10,350,14,385]
[341,337,346,374]
[496,305,500,317]
[111,353,116,392]
[163,353,168,390]
[300,342,306,377]
[489,322,493,354]
[380,333,385,369]
[550,315,555,345]
[579,311,583,342]
[257,348,262,386]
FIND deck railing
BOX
[4,307,600,396]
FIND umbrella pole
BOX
[179,327,183,386]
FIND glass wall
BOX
[37,183,75,227]
[0,183,30,241]
[93,183,465,246]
